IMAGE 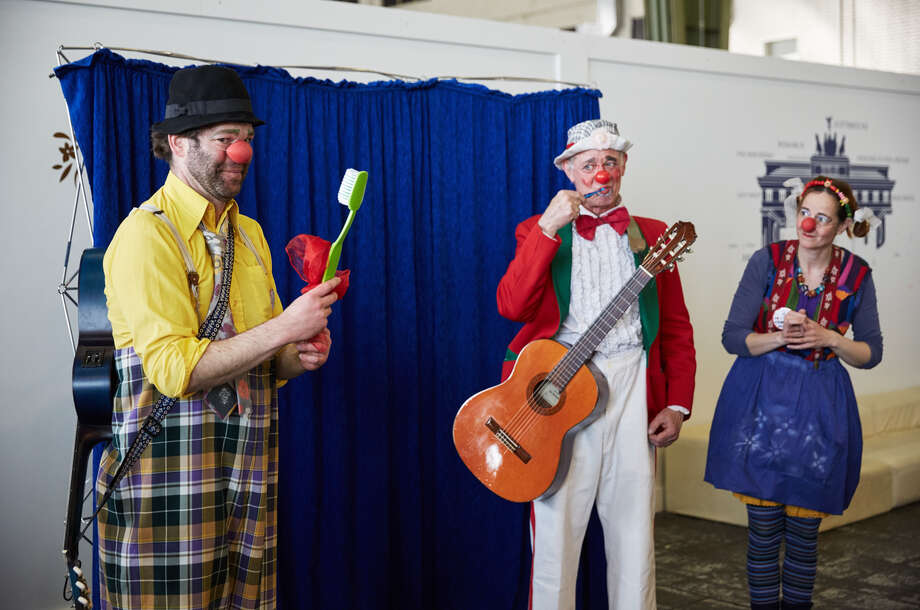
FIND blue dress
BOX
[704,242,882,515]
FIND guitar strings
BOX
[501,272,647,444]
[491,228,688,458]
[509,264,654,441]
[507,302,630,442]
[503,274,643,440]
[499,226,678,440]
[502,328,589,437]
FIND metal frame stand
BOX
[55,46,95,354]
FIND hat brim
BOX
[152,111,265,134]
[554,136,632,169]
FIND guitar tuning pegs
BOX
[75,580,87,591]
[78,596,89,606]
[73,566,83,577]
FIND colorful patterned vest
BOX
[753,240,871,362]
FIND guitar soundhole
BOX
[526,374,565,415]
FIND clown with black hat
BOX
[149,64,263,205]
[496,117,696,609]
[97,65,341,609]
[153,64,265,134]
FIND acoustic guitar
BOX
[63,248,116,609]
[453,221,696,502]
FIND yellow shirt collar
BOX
[162,171,239,240]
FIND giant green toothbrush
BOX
[323,169,367,282]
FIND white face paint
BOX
[485,444,503,473]
[563,148,626,214]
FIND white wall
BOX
[394,0,647,36]
[580,38,920,413]
[396,0,599,29]
[730,0,920,74]
[1,1,918,607]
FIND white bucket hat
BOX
[553,119,632,169]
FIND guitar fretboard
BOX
[547,265,654,388]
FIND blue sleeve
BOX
[722,248,772,357]
[851,271,883,369]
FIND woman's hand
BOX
[782,309,835,350]
[781,308,874,367]
[744,309,830,357]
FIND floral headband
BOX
[782,177,880,229]
[802,178,852,217]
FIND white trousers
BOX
[530,347,656,610]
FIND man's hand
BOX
[277,277,341,344]
[647,408,684,447]
[294,328,332,371]
[537,190,583,236]
[189,278,342,392]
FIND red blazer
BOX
[496,214,696,423]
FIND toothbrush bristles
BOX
[338,169,359,206]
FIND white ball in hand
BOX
[773,306,792,330]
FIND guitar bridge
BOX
[484,417,531,463]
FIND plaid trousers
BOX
[97,347,278,610]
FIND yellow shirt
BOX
[104,172,284,398]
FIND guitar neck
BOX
[549,265,654,387]
[63,423,109,610]
[63,424,111,561]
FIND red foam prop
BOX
[594,170,611,184]
[307,329,331,353]
[226,140,253,164]
[801,217,816,232]
[285,234,350,300]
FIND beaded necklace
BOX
[765,241,843,365]
[795,262,830,298]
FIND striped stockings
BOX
[745,504,821,609]
[782,514,821,607]
[747,504,784,607]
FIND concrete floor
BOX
[655,502,920,609]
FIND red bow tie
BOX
[574,206,630,240]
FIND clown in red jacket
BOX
[496,119,695,610]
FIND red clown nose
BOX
[594,170,611,184]
[226,140,253,164]
[801,216,816,232]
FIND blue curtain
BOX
[56,49,605,609]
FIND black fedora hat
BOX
[152,65,265,134]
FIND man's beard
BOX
[187,140,248,203]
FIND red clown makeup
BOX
[594,166,621,185]
[226,140,253,164]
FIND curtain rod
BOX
[54,44,594,89]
